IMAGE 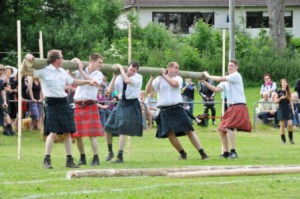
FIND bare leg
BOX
[287,119,293,132]
[89,136,98,155]
[226,128,235,150]
[64,133,72,155]
[219,130,228,152]
[76,137,85,154]
[119,134,126,151]
[167,132,183,151]
[106,132,113,145]
[186,131,202,150]
[45,132,57,155]
[279,120,285,135]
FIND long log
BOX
[168,167,300,178]
[66,165,300,179]
[23,58,206,80]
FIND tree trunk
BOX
[267,0,287,52]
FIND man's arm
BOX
[201,80,223,93]
[203,71,227,82]
[145,76,155,94]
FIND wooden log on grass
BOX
[23,58,206,80]
[66,165,300,179]
[168,167,300,178]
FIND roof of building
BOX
[124,0,300,9]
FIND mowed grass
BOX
[1,87,300,199]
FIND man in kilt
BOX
[203,60,251,159]
[145,62,209,160]
[71,54,105,166]
[105,62,143,163]
[23,50,98,169]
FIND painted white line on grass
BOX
[23,176,300,199]
[1,179,66,185]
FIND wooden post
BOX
[127,23,132,156]
[221,29,226,154]
[17,20,22,160]
[22,59,206,80]
[39,31,44,59]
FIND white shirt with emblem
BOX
[115,73,143,99]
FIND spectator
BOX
[27,76,43,131]
[291,92,299,127]
[100,73,110,94]
[181,78,195,116]
[260,74,276,97]
[97,86,112,127]
[198,78,216,125]
[145,90,159,128]
[274,79,295,144]
[257,91,277,125]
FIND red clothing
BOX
[218,104,251,132]
[72,103,104,137]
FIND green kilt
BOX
[44,97,76,135]
[156,104,193,138]
[104,99,143,136]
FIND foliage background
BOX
[1,0,300,87]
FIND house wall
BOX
[133,7,300,38]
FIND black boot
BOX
[3,126,11,136]
[43,156,53,169]
[281,134,286,144]
[199,149,209,160]
[105,151,114,161]
[288,131,295,144]
[78,154,87,165]
[111,151,124,163]
[90,155,100,166]
[7,124,15,135]
[66,156,79,168]
[178,150,187,160]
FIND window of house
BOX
[153,12,214,34]
[246,11,293,28]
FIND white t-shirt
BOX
[152,76,183,106]
[73,67,103,101]
[34,64,74,98]
[225,71,246,104]
[115,73,143,99]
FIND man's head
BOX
[228,59,238,74]
[47,50,63,66]
[127,61,140,77]
[167,62,179,77]
[262,91,269,100]
[89,53,103,70]
[0,64,5,75]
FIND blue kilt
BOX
[156,104,193,138]
[44,97,76,135]
[104,99,143,136]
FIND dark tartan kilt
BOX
[219,104,252,133]
[44,98,76,135]
[72,103,105,138]
[156,106,193,138]
[277,103,294,121]
[104,99,143,137]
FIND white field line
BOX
[23,177,300,199]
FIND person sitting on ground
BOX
[257,91,277,125]
[144,90,158,128]
[260,74,276,97]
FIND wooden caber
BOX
[22,58,206,80]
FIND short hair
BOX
[229,59,239,66]
[128,61,140,70]
[89,53,103,62]
[264,73,271,79]
[167,62,179,68]
[47,50,62,64]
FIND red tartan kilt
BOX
[72,104,105,137]
[218,104,252,133]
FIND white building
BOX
[122,0,300,37]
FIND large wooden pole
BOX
[127,23,132,156]
[17,20,22,160]
[23,58,206,80]
[39,31,44,59]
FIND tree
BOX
[267,0,287,52]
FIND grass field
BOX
[1,87,300,199]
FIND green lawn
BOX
[1,87,300,198]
